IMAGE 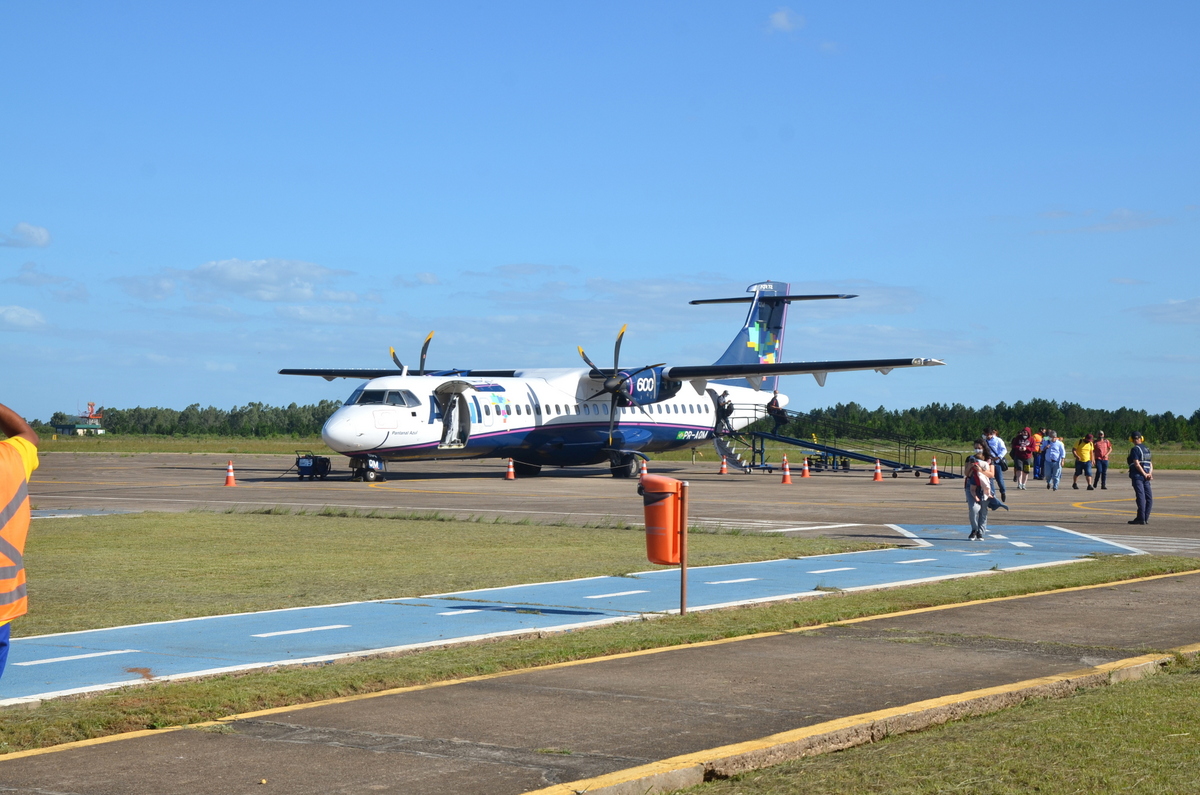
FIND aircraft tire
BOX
[364,469,379,482]
[610,454,639,479]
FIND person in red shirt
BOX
[1093,430,1113,490]
[1010,427,1035,490]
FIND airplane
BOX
[280,280,944,481]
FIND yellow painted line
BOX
[524,640,1200,795]
[1071,495,1200,519]
[3,567,1198,761]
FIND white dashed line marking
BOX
[807,567,855,574]
[251,625,350,638]
[1010,541,1033,548]
[15,649,140,666]
[705,578,760,584]
[584,590,649,599]
[989,534,1007,539]
[964,552,989,556]
[897,558,937,564]
[438,609,483,616]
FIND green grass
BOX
[675,654,1200,794]
[1,548,1194,755]
[18,511,887,637]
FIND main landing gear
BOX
[609,453,640,479]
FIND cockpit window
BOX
[349,389,421,407]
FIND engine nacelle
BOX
[627,366,683,405]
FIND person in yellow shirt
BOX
[1072,433,1094,490]
[0,402,39,680]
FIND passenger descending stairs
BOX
[713,434,753,473]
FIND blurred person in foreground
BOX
[0,402,39,681]
[1127,432,1153,525]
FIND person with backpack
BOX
[1010,427,1036,490]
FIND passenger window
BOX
[515,405,522,415]
[484,405,491,416]
[583,404,590,415]
[526,404,532,414]
[602,404,609,415]
[535,404,541,415]
[689,404,695,413]
[703,404,709,413]
[574,405,580,414]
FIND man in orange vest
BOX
[0,402,39,680]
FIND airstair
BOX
[715,405,963,478]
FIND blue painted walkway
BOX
[0,524,1142,705]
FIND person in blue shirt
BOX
[1127,432,1153,524]
[985,428,1008,500]
[1042,431,1066,491]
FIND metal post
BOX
[679,481,688,615]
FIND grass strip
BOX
[674,652,1200,794]
[19,512,885,636]
[1,554,1195,755]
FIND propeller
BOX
[390,331,436,375]
[577,324,664,445]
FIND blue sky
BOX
[2,2,1197,422]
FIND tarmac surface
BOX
[26,452,1200,554]
[1,573,1198,794]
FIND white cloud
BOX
[768,7,804,33]
[4,262,66,286]
[275,305,372,325]
[1132,297,1200,325]
[0,305,47,330]
[51,283,89,303]
[114,258,355,303]
[112,274,177,301]
[393,272,441,288]
[204,362,236,372]
[0,222,51,248]
[1035,208,1170,235]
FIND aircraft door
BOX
[434,381,475,450]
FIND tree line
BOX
[798,399,1200,444]
[40,401,343,438]
[29,397,1199,444]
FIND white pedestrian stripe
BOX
[1092,534,1200,554]
[15,649,140,666]
[808,567,855,574]
[584,590,649,599]
[438,609,483,616]
[1010,541,1033,548]
[964,552,988,556]
[705,578,760,584]
[989,534,1007,539]
[897,558,937,564]
[251,625,350,638]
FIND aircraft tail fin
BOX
[690,281,857,390]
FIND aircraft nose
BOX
[322,408,387,452]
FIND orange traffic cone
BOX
[781,455,793,484]
[872,459,884,481]
[928,457,941,485]
[800,458,811,478]
[639,458,648,477]
[719,456,728,475]
[224,460,237,487]
[505,458,516,480]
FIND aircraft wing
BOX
[662,357,944,387]
[278,368,519,380]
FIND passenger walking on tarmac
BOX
[1072,434,1095,490]
[0,402,39,682]
[765,390,787,434]
[984,428,1008,501]
[1010,427,1035,490]
[1127,432,1154,524]
[1093,430,1113,489]
[1043,431,1066,490]
[965,438,999,540]
[1032,428,1046,479]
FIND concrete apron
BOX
[1,572,1199,795]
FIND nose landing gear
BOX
[349,455,386,483]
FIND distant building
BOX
[54,402,106,436]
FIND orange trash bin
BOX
[639,474,682,565]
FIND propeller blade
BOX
[613,324,627,371]
[390,347,404,370]
[577,345,603,374]
[419,331,434,376]
[607,393,619,446]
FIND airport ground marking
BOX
[584,590,649,599]
[14,650,140,667]
[705,578,759,585]
[250,625,350,638]
[5,568,1200,762]
[807,567,855,574]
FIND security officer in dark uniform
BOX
[1127,432,1153,525]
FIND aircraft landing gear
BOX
[350,455,386,483]
[610,453,640,479]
